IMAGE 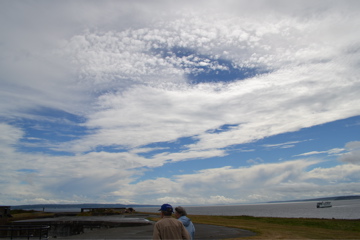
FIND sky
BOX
[1,0,360,206]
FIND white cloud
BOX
[2,1,360,140]
[262,140,309,149]
[304,164,360,183]
[247,157,264,165]
[0,123,24,147]
[110,159,360,204]
[57,57,360,153]
[295,148,345,157]
[0,150,144,204]
[1,137,359,205]
[339,141,360,165]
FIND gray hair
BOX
[175,206,187,216]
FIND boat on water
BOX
[316,201,332,208]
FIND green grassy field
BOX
[189,215,360,239]
[149,213,360,239]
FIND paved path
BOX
[16,214,256,239]
[57,222,256,239]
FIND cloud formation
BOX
[339,141,360,165]
[1,0,360,205]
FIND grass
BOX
[148,213,360,239]
[0,210,55,225]
[191,215,360,239]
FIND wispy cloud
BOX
[294,148,345,157]
[262,140,310,149]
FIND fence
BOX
[0,225,50,239]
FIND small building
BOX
[0,206,11,218]
[80,207,126,214]
[125,207,135,213]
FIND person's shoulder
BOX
[155,217,165,225]
[171,217,185,225]
[156,216,172,222]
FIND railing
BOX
[0,225,50,239]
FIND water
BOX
[136,199,360,219]
[22,199,360,219]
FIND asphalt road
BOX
[57,222,256,239]
[16,214,256,239]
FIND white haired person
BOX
[175,206,195,240]
[153,204,190,240]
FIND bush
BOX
[10,209,35,214]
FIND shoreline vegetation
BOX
[3,210,360,239]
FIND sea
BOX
[23,199,360,220]
[137,199,360,220]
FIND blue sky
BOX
[1,0,360,206]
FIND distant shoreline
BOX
[10,195,360,210]
[267,195,360,203]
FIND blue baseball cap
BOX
[158,203,173,212]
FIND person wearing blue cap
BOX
[153,203,190,240]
